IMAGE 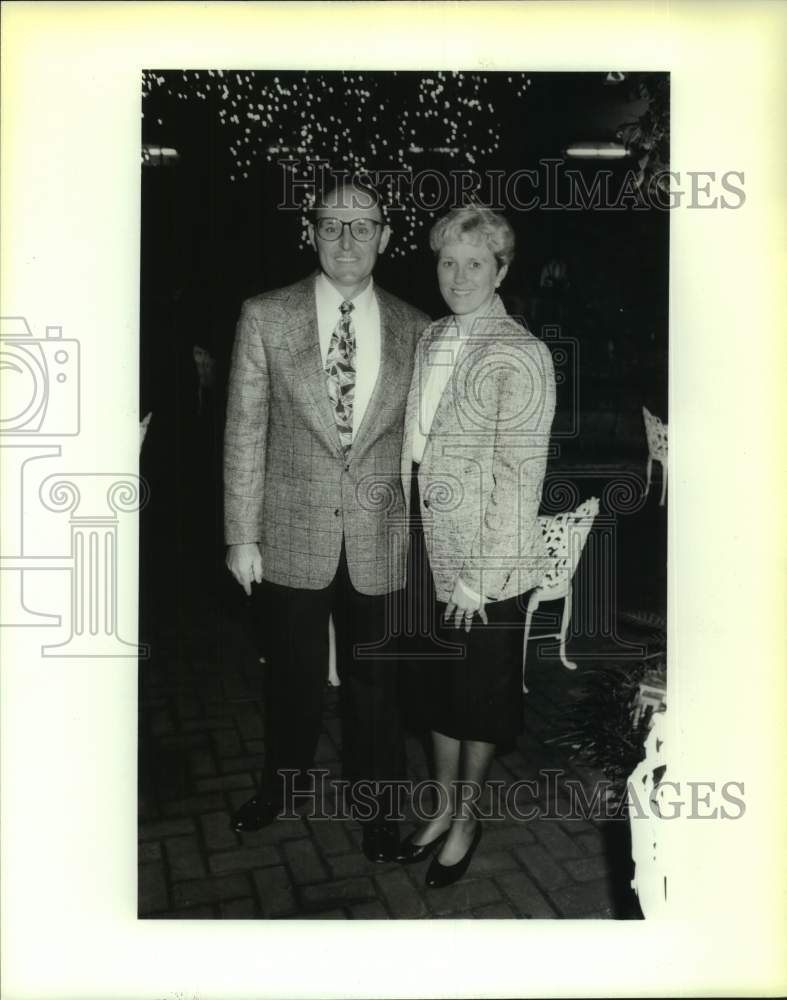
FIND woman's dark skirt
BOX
[400,466,532,748]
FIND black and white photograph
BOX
[2,3,785,998]
[138,68,671,921]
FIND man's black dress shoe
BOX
[361,822,401,863]
[395,829,449,865]
[425,821,483,888]
[230,793,282,833]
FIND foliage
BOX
[547,611,667,796]
[617,74,670,200]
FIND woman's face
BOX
[437,239,507,318]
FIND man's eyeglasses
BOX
[314,218,383,243]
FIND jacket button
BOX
[334,508,340,516]
[344,463,350,472]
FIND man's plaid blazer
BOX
[224,274,430,595]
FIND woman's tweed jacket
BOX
[401,295,556,603]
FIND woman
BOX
[398,205,556,887]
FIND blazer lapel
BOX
[285,275,344,455]
[350,291,408,459]
[401,326,426,489]
[420,300,508,454]
[411,317,464,469]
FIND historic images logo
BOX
[279,159,746,213]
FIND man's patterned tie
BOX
[325,299,356,452]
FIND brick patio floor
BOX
[139,465,664,921]
[138,603,644,920]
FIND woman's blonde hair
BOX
[429,205,515,269]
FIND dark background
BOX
[137,75,668,919]
[141,71,668,372]
[138,67,669,657]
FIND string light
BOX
[142,69,533,258]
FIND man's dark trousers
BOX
[257,543,404,821]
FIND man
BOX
[223,180,429,861]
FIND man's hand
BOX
[226,543,263,596]
[444,578,488,633]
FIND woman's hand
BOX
[444,578,488,633]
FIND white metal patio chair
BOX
[522,497,600,693]
[327,614,340,687]
[629,710,669,917]
[642,406,668,506]
[139,411,153,453]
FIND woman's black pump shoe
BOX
[395,829,449,865]
[425,822,483,888]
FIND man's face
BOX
[308,185,391,295]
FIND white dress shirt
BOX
[315,273,381,439]
[411,316,467,464]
